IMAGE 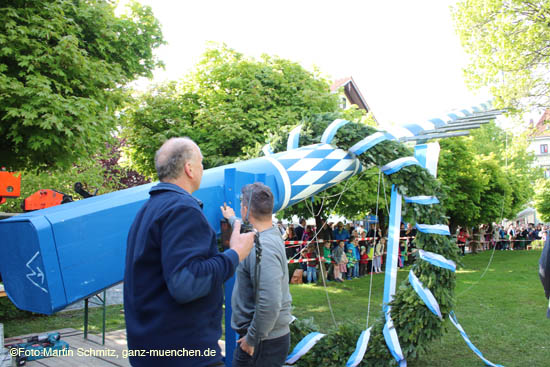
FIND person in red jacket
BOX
[359,245,369,276]
[304,245,318,283]
[457,227,469,256]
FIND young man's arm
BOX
[244,244,284,348]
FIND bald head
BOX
[155,137,199,182]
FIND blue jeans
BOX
[353,263,359,278]
[233,332,290,367]
[306,267,317,283]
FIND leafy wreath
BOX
[269,115,460,366]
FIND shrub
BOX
[0,297,35,321]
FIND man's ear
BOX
[184,161,193,178]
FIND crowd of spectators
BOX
[455,222,549,255]
[279,219,417,284]
[278,218,548,284]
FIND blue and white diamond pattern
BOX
[275,143,360,206]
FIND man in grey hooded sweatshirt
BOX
[221,182,293,367]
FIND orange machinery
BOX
[0,170,73,210]
[23,189,73,211]
[0,170,21,205]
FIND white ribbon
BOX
[346,327,372,367]
[285,332,325,364]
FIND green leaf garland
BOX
[276,119,460,366]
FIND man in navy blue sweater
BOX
[124,137,255,367]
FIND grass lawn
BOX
[3,249,549,366]
[290,249,550,367]
[3,303,126,338]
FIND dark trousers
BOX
[233,333,290,367]
[322,262,333,281]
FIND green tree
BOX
[437,122,539,229]
[1,139,150,213]
[477,157,513,224]
[121,44,340,176]
[0,0,164,171]
[470,122,539,182]
[469,122,539,217]
[452,0,550,111]
[534,178,550,222]
[438,137,486,229]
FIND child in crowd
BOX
[332,241,347,282]
[304,245,317,283]
[299,226,313,273]
[304,225,315,242]
[322,241,333,281]
[367,243,375,273]
[374,237,385,273]
[346,247,356,280]
[457,227,469,256]
[359,245,368,276]
[351,236,361,278]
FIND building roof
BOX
[532,109,550,138]
[330,76,371,113]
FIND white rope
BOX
[304,194,325,219]
[381,173,391,216]
[456,244,498,298]
[366,170,382,329]
[312,220,338,327]
[293,168,380,329]
[302,172,361,327]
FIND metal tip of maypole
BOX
[390,100,505,143]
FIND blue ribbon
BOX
[460,108,473,116]
[408,270,442,320]
[262,144,273,156]
[428,117,447,128]
[383,312,407,367]
[321,119,350,144]
[381,157,421,175]
[449,312,504,367]
[287,124,303,151]
[404,195,440,205]
[447,112,460,121]
[383,185,403,314]
[418,249,456,272]
[415,224,450,236]
[383,125,413,140]
[285,332,326,364]
[349,132,393,156]
[346,327,372,367]
[402,123,425,136]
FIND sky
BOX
[119,0,492,126]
